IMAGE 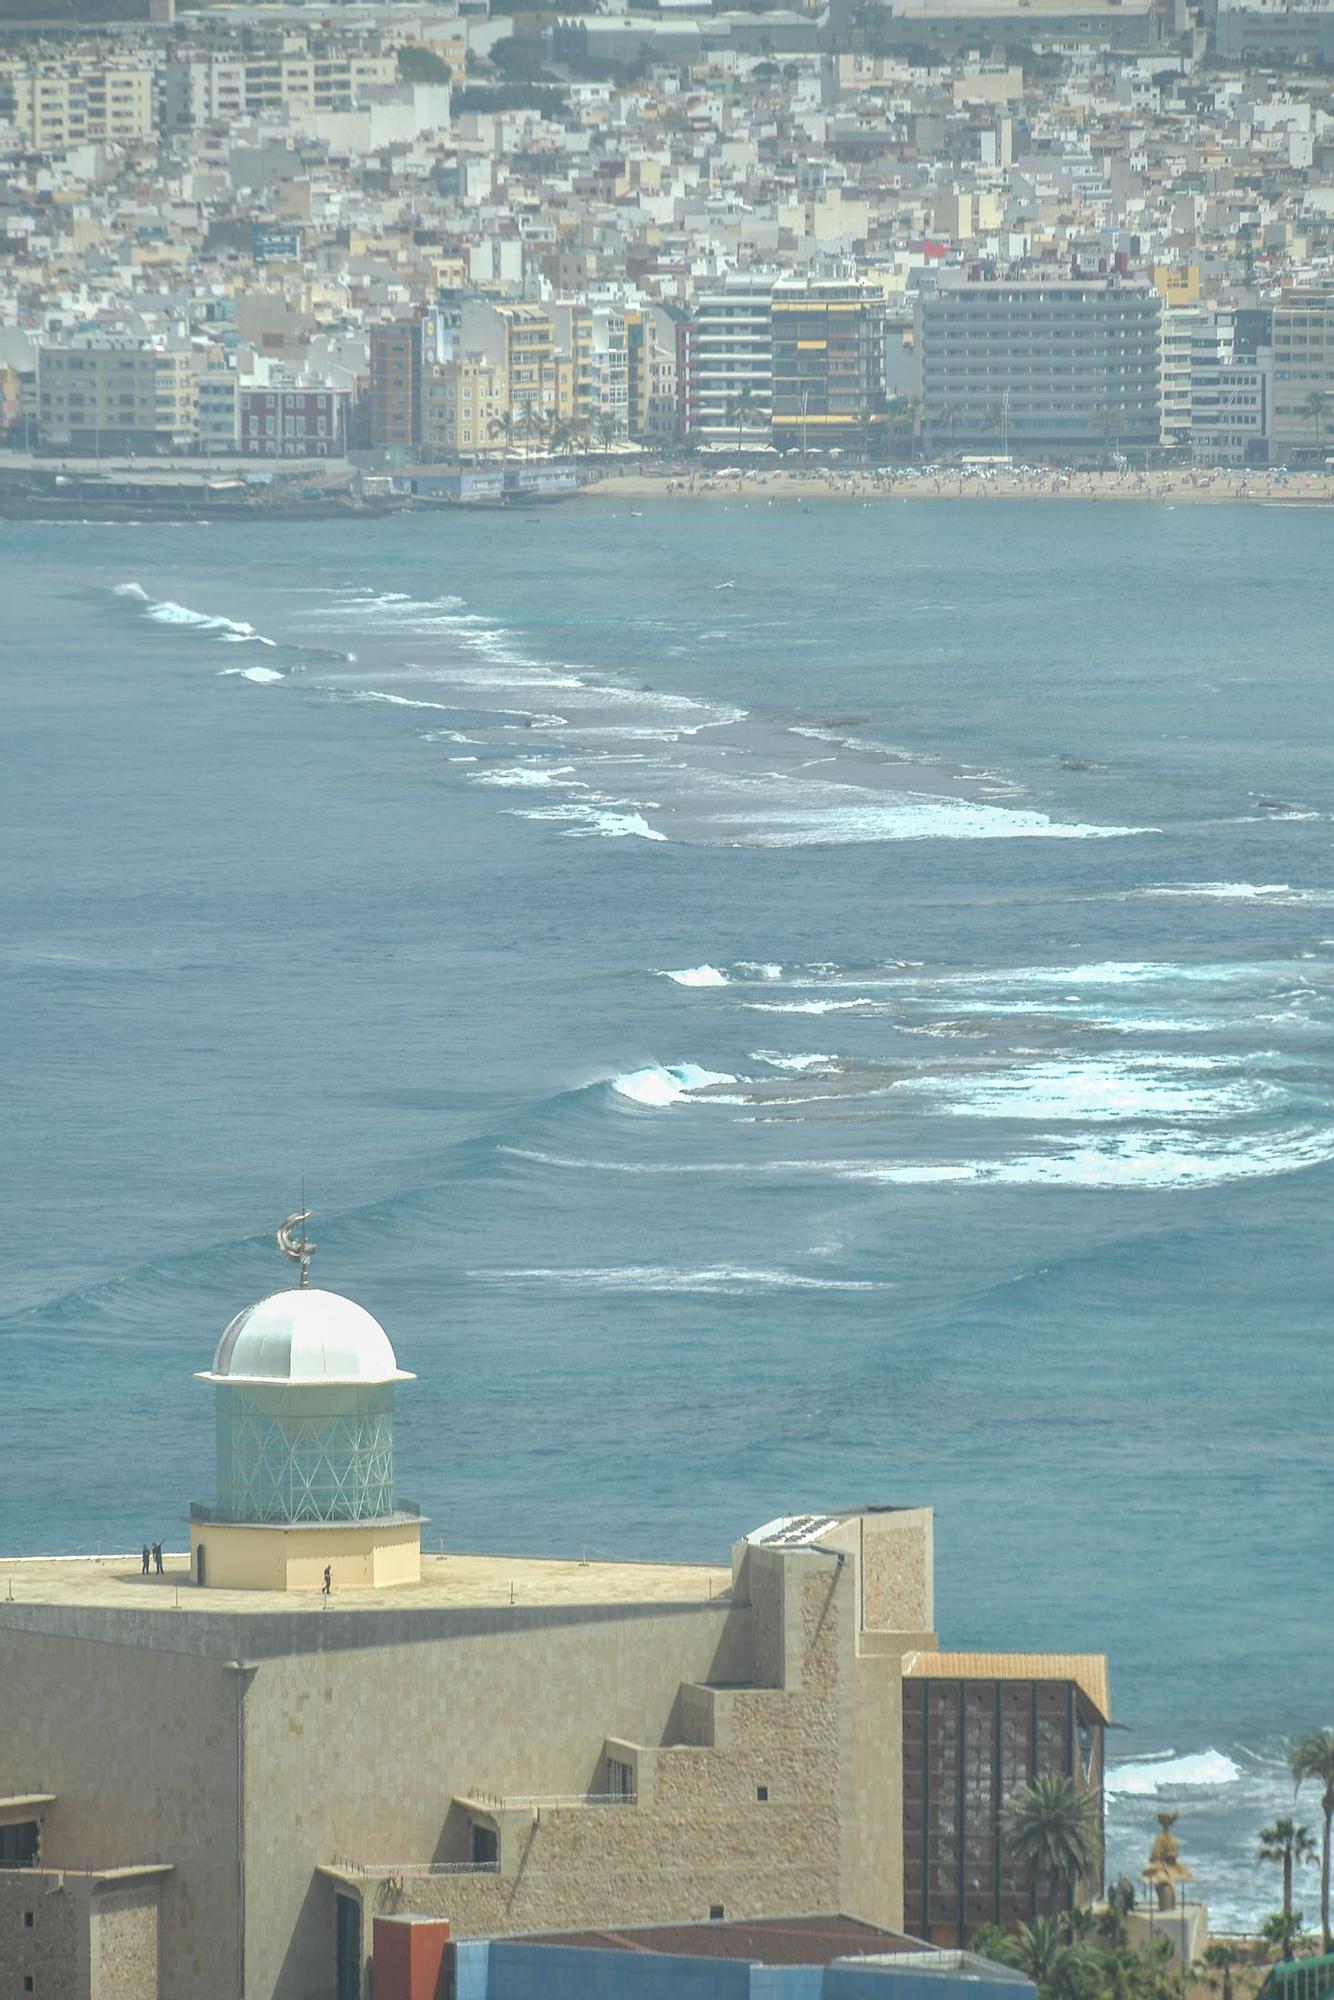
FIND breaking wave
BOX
[610,1062,737,1107]
[1106,1750,1243,1796]
[661,965,730,986]
[113,581,275,645]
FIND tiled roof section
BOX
[903,1651,1111,1724]
[514,1915,920,1964]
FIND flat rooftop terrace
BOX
[0,1549,734,1619]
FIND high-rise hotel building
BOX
[918,278,1162,458]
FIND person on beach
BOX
[141,1544,150,1574]
[153,1542,163,1574]
[322,1565,332,1599]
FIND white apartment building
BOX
[162,49,397,128]
[1189,311,1270,465]
[590,306,629,433]
[1159,303,1199,450]
[694,274,775,445]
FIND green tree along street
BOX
[395,43,450,82]
[1291,1731,1334,1951]
[1258,1821,1318,1920]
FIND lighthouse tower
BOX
[189,1216,422,1592]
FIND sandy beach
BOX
[577,465,1334,506]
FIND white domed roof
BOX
[198,1287,414,1387]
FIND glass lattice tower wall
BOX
[215,1381,397,1524]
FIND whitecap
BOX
[611,1062,737,1107]
[218,665,284,685]
[661,965,730,987]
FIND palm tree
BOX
[1004,1773,1100,1917]
[547,417,581,461]
[1258,1818,1318,1919]
[1291,1729,1334,1950]
[488,410,517,464]
[1261,1909,1308,1963]
[726,383,762,454]
[514,401,543,458]
[1301,390,1328,452]
[1196,1941,1242,2000]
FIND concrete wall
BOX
[0,1628,241,1999]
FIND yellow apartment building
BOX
[0,56,157,147]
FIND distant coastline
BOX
[6,459,1334,522]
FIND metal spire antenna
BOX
[276,1179,316,1288]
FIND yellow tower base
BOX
[188,1517,423,1593]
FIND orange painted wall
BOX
[373,1914,451,2000]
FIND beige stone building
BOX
[37,336,198,455]
[0,1270,1109,2000]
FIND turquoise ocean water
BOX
[2,499,1332,1924]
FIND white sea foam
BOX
[743,998,881,1015]
[508,802,667,841]
[501,1123,1334,1190]
[470,765,583,789]
[1138,882,1334,907]
[894,1058,1275,1123]
[714,795,1148,845]
[467,1264,882,1293]
[611,1061,737,1106]
[737,961,784,980]
[218,665,284,684]
[1106,1750,1242,1797]
[346,691,458,712]
[661,965,730,986]
[751,1051,840,1072]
